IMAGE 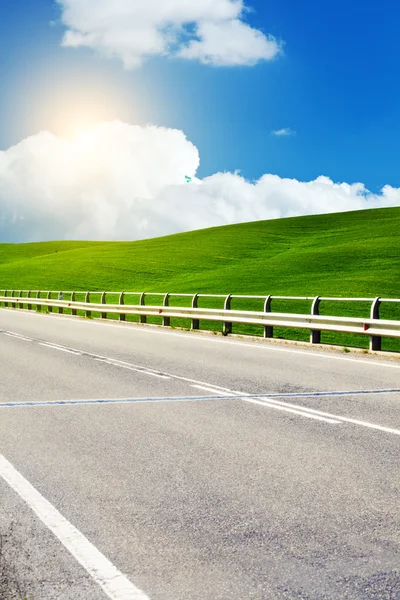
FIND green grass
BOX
[1,207,400,351]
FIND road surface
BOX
[0,308,399,600]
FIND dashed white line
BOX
[0,455,150,600]
[115,364,170,379]
[252,397,400,436]
[39,343,82,356]
[93,358,171,380]
[4,332,33,342]
[2,326,399,434]
[4,310,400,369]
[191,384,236,396]
[242,398,343,424]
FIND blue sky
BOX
[1,0,398,191]
[0,0,399,243]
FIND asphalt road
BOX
[0,308,399,600]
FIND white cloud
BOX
[272,128,296,137]
[57,0,281,68]
[0,121,399,243]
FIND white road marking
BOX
[191,384,236,396]
[3,309,399,370]
[0,455,150,600]
[1,322,399,434]
[94,358,171,380]
[121,367,169,379]
[39,343,82,356]
[4,332,32,342]
[252,397,400,436]
[242,398,342,424]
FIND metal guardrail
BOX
[1,290,400,352]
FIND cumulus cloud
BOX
[57,0,281,68]
[0,121,399,243]
[272,127,296,137]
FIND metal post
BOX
[223,294,232,336]
[370,297,381,351]
[119,292,125,322]
[27,290,32,311]
[101,291,107,319]
[310,296,321,344]
[11,290,15,309]
[48,291,52,313]
[264,295,273,338]
[192,294,200,330]
[37,291,42,312]
[4,291,8,308]
[85,292,91,318]
[58,292,64,314]
[139,293,147,324]
[71,292,77,316]
[162,294,171,327]
[19,291,23,309]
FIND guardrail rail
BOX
[1,290,400,352]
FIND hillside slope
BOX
[0,207,399,299]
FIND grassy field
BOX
[1,206,400,351]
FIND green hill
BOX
[1,206,399,350]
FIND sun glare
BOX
[15,66,138,140]
[51,93,132,138]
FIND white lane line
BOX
[28,337,241,392]
[252,397,400,436]
[242,398,342,424]
[39,343,82,356]
[117,365,169,380]
[0,455,150,600]
[93,358,170,380]
[2,325,398,433]
[191,384,236,396]
[4,332,33,342]
[5,311,399,370]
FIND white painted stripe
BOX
[94,358,170,380]
[4,332,32,342]
[254,397,400,436]
[0,455,150,600]
[5,309,399,370]
[39,343,81,356]
[242,398,342,424]
[191,384,236,396]
[116,364,170,379]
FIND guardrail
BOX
[1,290,400,352]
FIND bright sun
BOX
[20,68,137,139]
[59,110,110,138]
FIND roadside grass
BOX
[1,206,400,351]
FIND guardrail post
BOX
[11,290,15,309]
[161,294,171,327]
[36,291,42,312]
[223,294,232,336]
[85,292,91,318]
[119,292,125,321]
[162,293,171,327]
[264,295,273,338]
[101,291,107,319]
[310,296,321,344]
[58,292,64,314]
[370,297,382,351]
[71,292,77,316]
[4,290,8,308]
[47,291,53,313]
[19,290,23,309]
[192,294,200,330]
[27,290,32,311]
[139,293,147,324]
